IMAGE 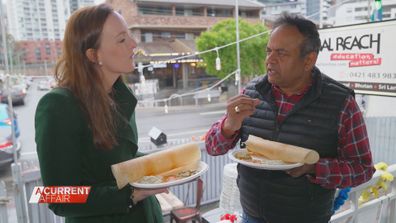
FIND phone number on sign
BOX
[349,72,396,79]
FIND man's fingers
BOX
[231,98,260,107]
[233,104,256,114]
[228,95,260,107]
[228,94,252,103]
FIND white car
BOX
[38,80,51,91]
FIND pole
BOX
[6,75,18,165]
[23,61,26,75]
[235,0,241,94]
[0,2,9,74]
[8,43,13,75]
[368,0,372,22]
[44,60,48,76]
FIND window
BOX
[35,48,42,60]
[207,8,232,17]
[239,10,258,18]
[175,7,203,16]
[175,33,185,39]
[138,6,172,15]
[161,32,171,38]
[142,32,153,43]
[185,33,195,40]
[45,45,51,55]
[355,7,368,12]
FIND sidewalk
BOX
[136,101,227,116]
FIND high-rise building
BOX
[5,0,95,66]
[6,0,68,40]
[6,0,95,41]
[69,0,95,13]
[257,0,293,3]
[334,0,396,26]
[306,0,332,26]
[259,0,306,23]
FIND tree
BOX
[196,19,269,79]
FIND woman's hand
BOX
[131,187,169,204]
[222,95,261,138]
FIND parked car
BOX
[0,76,27,105]
[24,76,33,89]
[37,80,52,91]
[0,104,21,169]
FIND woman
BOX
[35,4,166,223]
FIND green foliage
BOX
[196,19,269,78]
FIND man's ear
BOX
[304,52,318,72]
[85,48,98,64]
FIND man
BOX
[205,14,374,223]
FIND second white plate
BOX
[228,149,303,170]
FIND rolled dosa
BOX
[245,135,319,164]
[111,143,201,189]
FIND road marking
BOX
[139,128,208,142]
[199,110,226,116]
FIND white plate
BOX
[228,149,303,170]
[130,161,208,189]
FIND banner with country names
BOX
[317,20,396,96]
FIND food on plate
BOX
[234,150,286,165]
[138,176,163,184]
[111,143,201,188]
[137,169,199,184]
[245,135,320,164]
[234,151,252,160]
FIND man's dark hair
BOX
[272,13,321,57]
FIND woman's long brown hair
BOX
[55,4,118,149]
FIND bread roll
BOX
[245,135,319,164]
[111,143,201,189]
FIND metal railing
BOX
[330,164,396,223]
[11,160,65,223]
[0,181,9,223]
[3,142,230,223]
[4,117,396,222]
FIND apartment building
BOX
[5,0,95,66]
[334,0,396,26]
[259,0,306,23]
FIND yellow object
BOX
[374,162,388,171]
[381,172,394,182]
[358,162,395,206]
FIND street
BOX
[0,80,227,183]
[0,79,227,222]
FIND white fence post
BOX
[0,181,9,223]
[387,165,396,223]
[12,163,29,223]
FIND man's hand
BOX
[285,164,316,178]
[222,95,261,138]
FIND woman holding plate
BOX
[35,4,166,223]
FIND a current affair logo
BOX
[29,186,91,203]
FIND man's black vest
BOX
[237,67,354,223]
